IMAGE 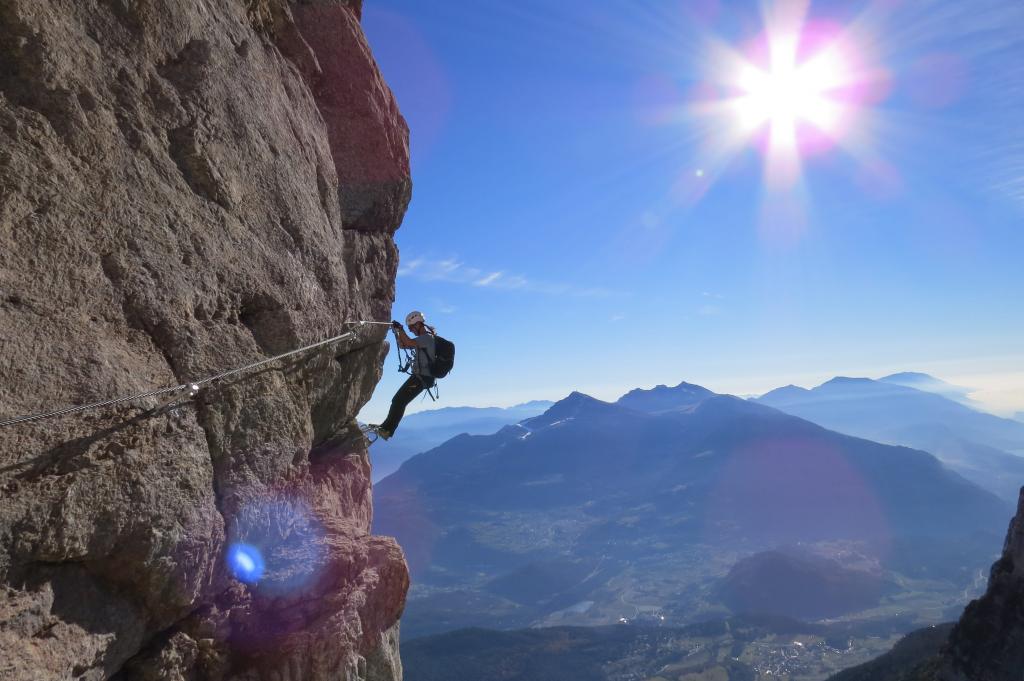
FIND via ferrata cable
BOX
[0,320,394,428]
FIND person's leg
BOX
[379,376,425,435]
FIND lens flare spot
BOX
[227,543,265,584]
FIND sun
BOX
[733,36,848,147]
[691,2,880,191]
[730,31,853,161]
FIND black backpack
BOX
[429,335,455,378]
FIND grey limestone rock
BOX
[0,0,410,679]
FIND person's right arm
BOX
[392,321,418,349]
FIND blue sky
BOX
[357,0,1024,422]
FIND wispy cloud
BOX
[697,292,725,316]
[428,297,457,315]
[397,257,425,277]
[399,255,622,298]
[888,0,1024,207]
[474,271,505,287]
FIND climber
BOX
[369,311,438,440]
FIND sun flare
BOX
[732,36,850,152]
[692,1,882,193]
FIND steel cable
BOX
[0,320,393,428]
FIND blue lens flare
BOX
[227,543,265,584]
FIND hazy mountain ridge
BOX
[878,373,977,408]
[757,374,1024,451]
[756,374,1024,501]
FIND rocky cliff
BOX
[0,1,410,679]
[933,487,1024,681]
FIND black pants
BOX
[380,375,435,434]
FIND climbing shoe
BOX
[371,425,392,441]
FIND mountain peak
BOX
[878,372,976,406]
[616,380,715,414]
[522,391,623,429]
[821,376,874,386]
[554,390,600,409]
[758,384,810,403]
[674,379,712,392]
[880,371,938,382]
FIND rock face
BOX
[933,488,1024,681]
[0,0,410,679]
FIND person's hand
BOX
[391,320,403,330]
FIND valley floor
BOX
[401,617,929,681]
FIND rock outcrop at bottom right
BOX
[934,487,1024,681]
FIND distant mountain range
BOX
[755,374,1024,501]
[375,381,1009,638]
[367,401,553,480]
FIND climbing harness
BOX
[0,320,394,428]
[393,326,416,376]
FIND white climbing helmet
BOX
[405,310,426,327]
